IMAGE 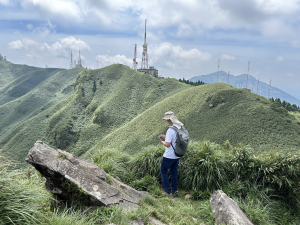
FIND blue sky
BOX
[0,0,299,98]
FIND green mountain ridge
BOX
[1,63,300,163]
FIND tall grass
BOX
[91,140,300,224]
[0,161,51,224]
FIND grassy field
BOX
[1,63,300,163]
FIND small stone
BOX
[149,217,166,225]
[192,217,197,222]
[168,205,172,209]
[129,218,144,225]
[185,194,192,199]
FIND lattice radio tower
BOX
[217,58,221,82]
[69,50,73,69]
[78,50,82,67]
[141,19,148,69]
[268,79,271,99]
[246,61,250,89]
[133,44,138,70]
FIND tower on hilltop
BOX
[141,19,148,69]
[69,50,73,69]
[133,44,138,70]
[77,50,82,67]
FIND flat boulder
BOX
[210,190,253,225]
[25,141,146,210]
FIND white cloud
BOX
[276,56,284,61]
[150,42,211,68]
[287,72,294,77]
[0,0,10,5]
[9,40,27,50]
[96,54,132,67]
[221,54,235,60]
[291,40,300,48]
[9,36,90,58]
[21,0,82,21]
[26,23,33,30]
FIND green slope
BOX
[0,67,85,137]
[85,82,300,156]
[1,64,300,163]
[0,64,188,161]
[0,60,63,106]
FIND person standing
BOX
[159,111,184,196]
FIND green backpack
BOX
[169,126,189,157]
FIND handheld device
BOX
[159,136,165,141]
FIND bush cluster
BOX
[178,78,205,86]
[269,97,300,112]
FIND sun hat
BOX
[162,111,184,127]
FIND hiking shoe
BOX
[171,191,178,197]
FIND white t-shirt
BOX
[163,125,181,159]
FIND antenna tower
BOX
[78,50,82,67]
[246,61,250,89]
[217,58,221,82]
[141,19,148,69]
[69,50,73,69]
[227,71,230,84]
[133,44,138,70]
[268,79,271,99]
[257,78,259,94]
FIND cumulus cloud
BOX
[221,54,235,60]
[9,36,90,58]
[9,40,27,50]
[151,42,211,68]
[96,54,132,67]
[21,0,82,22]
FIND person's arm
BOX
[160,140,171,147]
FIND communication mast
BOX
[78,50,82,67]
[69,50,73,69]
[133,44,138,70]
[257,78,259,94]
[141,19,148,69]
[246,61,250,89]
[217,58,221,82]
[268,79,271,99]
[227,71,230,84]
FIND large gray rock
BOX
[210,190,254,225]
[25,141,146,210]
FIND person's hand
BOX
[159,134,166,138]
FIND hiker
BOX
[159,111,184,196]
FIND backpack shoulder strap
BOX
[169,125,178,131]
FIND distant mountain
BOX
[1,64,300,163]
[189,71,300,107]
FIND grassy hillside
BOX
[189,71,300,107]
[0,60,63,106]
[1,64,300,163]
[0,64,188,161]
[86,82,300,156]
[0,67,85,137]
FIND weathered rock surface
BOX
[25,141,147,210]
[210,190,254,225]
[129,218,144,225]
